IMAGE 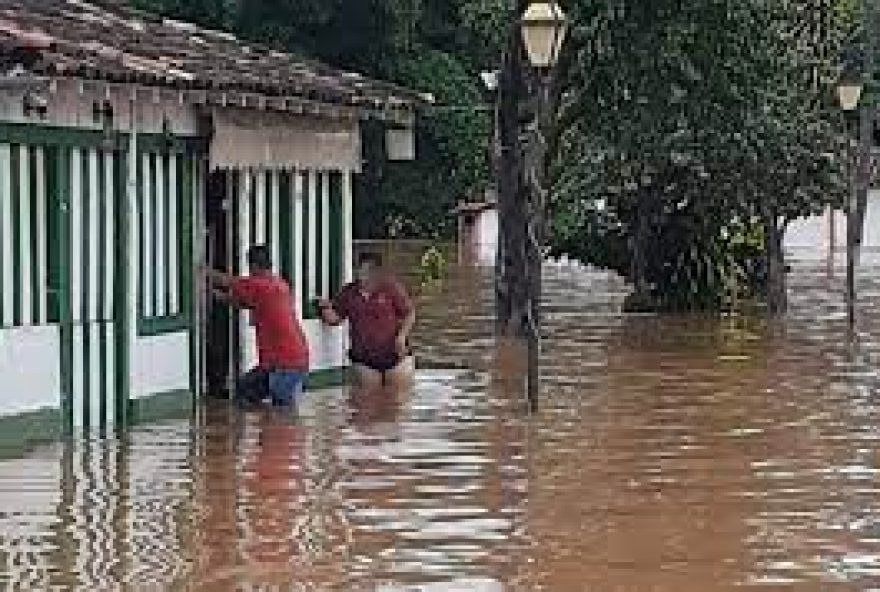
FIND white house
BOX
[0,0,422,438]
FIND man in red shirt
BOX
[318,252,415,390]
[204,245,310,407]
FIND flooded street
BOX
[4,247,880,590]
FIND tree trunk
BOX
[764,213,787,315]
[624,190,653,312]
[496,0,530,338]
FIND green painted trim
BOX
[230,169,241,275]
[80,149,91,430]
[230,169,242,382]
[55,146,73,434]
[10,144,20,327]
[163,153,172,315]
[96,150,106,323]
[249,168,257,249]
[329,171,343,298]
[149,153,158,317]
[301,171,311,317]
[45,148,60,324]
[0,407,64,461]
[305,366,348,390]
[181,154,196,398]
[127,389,194,425]
[137,314,189,336]
[29,146,40,324]
[98,316,108,431]
[114,147,129,429]
[265,169,274,257]
[136,150,145,320]
[315,172,324,302]
[0,122,207,153]
[279,171,293,285]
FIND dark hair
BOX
[357,252,383,268]
[247,245,272,272]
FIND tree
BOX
[548,0,854,312]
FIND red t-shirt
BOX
[230,275,309,372]
[333,279,412,360]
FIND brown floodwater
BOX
[3,246,880,591]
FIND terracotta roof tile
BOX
[0,0,424,108]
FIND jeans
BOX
[237,368,305,407]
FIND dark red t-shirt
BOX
[333,279,412,360]
[230,275,309,372]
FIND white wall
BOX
[130,332,190,399]
[476,209,499,267]
[786,190,880,255]
[0,326,61,416]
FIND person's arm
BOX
[317,299,344,326]
[318,285,352,326]
[391,282,415,355]
[201,266,256,308]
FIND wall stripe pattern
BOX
[0,144,51,328]
[67,147,121,431]
[137,152,189,329]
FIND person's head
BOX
[355,252,383,287]
[247,245,272,274]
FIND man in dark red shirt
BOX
[318,252,415,390]
[204,245,310,407]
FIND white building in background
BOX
[785,191,880,255]
[453,194,498,267]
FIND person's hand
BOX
[395,334,408,357]
[318,298,332,310]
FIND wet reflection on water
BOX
[4,249,880,590]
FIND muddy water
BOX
[3,247,880,591]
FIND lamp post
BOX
[838,69,865,328]
[496,1,567,411]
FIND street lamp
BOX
[516,1,568,411]
[837,53,868,329]
[521,2,568,70]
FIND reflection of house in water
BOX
[453,192,498,267]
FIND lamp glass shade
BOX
[837,82,863,111]
[521,2,568,69]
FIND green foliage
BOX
[418,244,448,288]
[549,0,855,311]
[360,48,490,240]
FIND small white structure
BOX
[453,196,498,267]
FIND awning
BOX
[209,107,362,172]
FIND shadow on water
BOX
[4,246,880,590]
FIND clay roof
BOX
[0,0,425,111]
